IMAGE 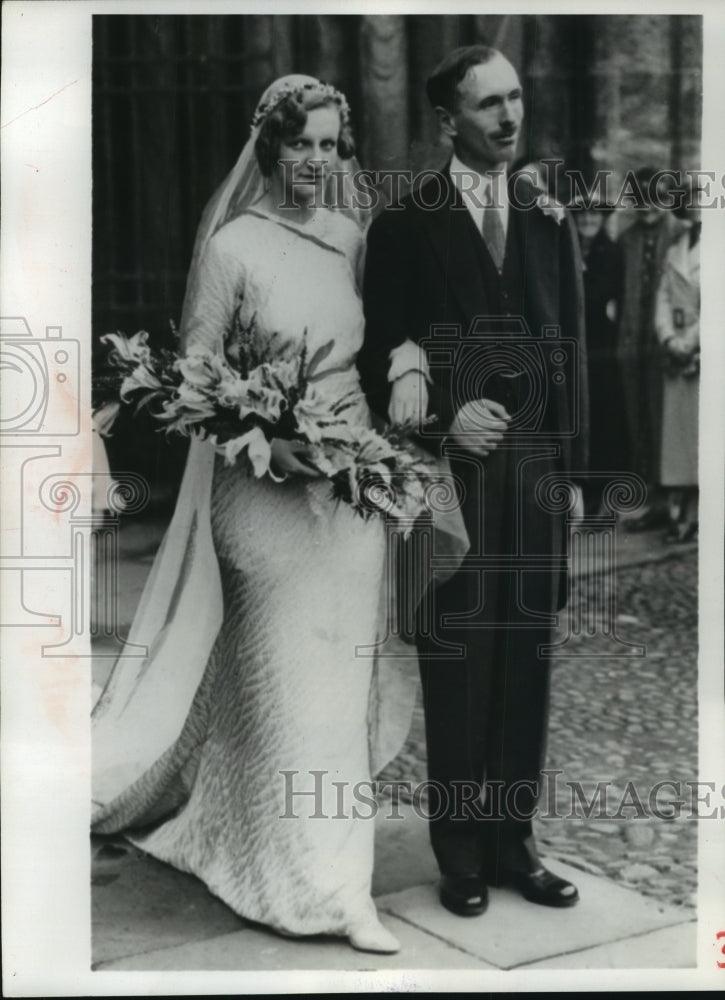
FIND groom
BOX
[359,46,588,915]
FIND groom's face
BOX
[442,55,523,173]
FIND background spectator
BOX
[617,165,684,531]
[573,196,628,516]
[654,182,701,542]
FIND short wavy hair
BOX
[254,90,355,178]
[426,45,499,113]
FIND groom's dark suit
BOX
[359,169,588,878]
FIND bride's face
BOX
[276,105,342,207]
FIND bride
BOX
[91,75,424,955]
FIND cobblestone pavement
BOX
[377,545,698,912]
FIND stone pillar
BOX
[590,18,622,198]
[567,16,597,180]
[591,15,672,186]
[243,14,275,93]
[359,15,410,172]
[472,13,518,55]
[314,15,348,84]
[671,14,703,170]
[522,15,574,165]
[407,15,463,173]
[271,15,294,77]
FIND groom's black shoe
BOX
[439,874,489,916]
[485,865,579,908]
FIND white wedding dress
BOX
[92,208,415,943]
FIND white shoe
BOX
[348,918,400,954]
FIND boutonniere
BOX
[535,194,565,225]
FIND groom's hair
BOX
[426,45,500,112]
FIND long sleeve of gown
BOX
[182,229,245,354]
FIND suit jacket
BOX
[582,229,623,363]
[358,169,589,478]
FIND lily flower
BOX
[120,364,162,401]
[101,330,152,367]
[221,427,277,479]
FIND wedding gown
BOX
[92,207,414,941]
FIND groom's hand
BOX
[448,399,511,457]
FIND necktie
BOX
[482,184,506,271]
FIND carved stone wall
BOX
[93,12,702,335]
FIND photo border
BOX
[1,0,723,993]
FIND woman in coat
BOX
[654,187,700,542]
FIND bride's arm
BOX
[181,229,244,355]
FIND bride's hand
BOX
[388,371,428,427]
[270,438,321,478]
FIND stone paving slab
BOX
[375,858,692,970]
[371,798,438,896]
[95,913,497,972]
[522,920,696,969]
[92,840,244,967]
[94,801,695,973]
[92,805,438,968]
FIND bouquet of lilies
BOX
[93,320,441,530]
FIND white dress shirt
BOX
[449,153,509,239]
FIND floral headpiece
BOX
[250,80,351,131]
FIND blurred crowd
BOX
[559,165,700,542]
